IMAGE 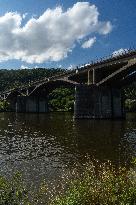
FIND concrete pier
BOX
[74,85,125,119]
[16,96,48,113]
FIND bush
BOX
[125,99,136,112]
[0,100,9,111]
[0,161,136,205]
[48,87,74,111]
[0,172,30,205]
[51,161,136,205]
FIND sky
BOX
[0,0,136,70]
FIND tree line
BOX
[0,68,65,92]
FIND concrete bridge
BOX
[0,49,136,119]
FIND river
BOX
[0,112,136,185]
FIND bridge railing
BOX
[77,49,136,71]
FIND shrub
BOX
[0,100,9,111]
[0,161,136,205]
[125,99,136,112]
[0,172,30,205]
[51,162,136,205]
[48,87,74,111]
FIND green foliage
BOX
[0,100,9,111]
[51,162,136,205]
[124,83,136,112]
[0,162,136,205]
[124,83,136,100]
[0,68,65,92]
[125,99,136,112]
[49,87,74,111]
[0,173,30,205]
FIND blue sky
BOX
[0,0,135,69]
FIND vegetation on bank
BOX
[0,100,9,112]
[48,87,75,111]
[125,99,136,112]
[0,160,136,205]
[124,83,136,112]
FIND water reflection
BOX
[0,112,136,183]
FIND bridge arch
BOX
[29,79,79,97]
[16,79,78,113]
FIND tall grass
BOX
[0,161,136,205]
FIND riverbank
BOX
[0,160,136,205]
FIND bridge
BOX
[0,49,136,119]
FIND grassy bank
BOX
[0,160,136,205]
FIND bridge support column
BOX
[88,70,92,85]
[93,69,95,84]
[16,96,48,113]
[74,85,125,119]
[87,69,96,85]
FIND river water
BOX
[0,112,136,185]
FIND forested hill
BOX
[0,68,66,92]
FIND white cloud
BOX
[97,21,112,35]
[20,65,29,69]
[22,13,28,19]
[58,64,62,68]
[82,37,96,48]
[112,48,128,57]
[0,2,112,64]
[34,65,39,69]
[67,64,75,70]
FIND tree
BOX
[48,87,75,111]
